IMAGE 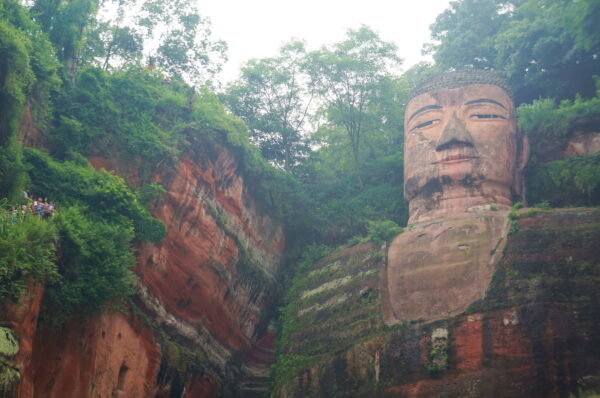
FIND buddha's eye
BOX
[414,119,440,130]
[471,114,506,120]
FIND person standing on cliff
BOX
[382,70,529,323]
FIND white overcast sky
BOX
[199,0,452,83]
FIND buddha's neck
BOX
[407,183,513,224]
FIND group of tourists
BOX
[2,192,57,223]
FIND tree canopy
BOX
[223,41,312,173]
[426,0,600,104]
[0,0,599,326]
[306,26,402,177]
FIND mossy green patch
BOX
[0,361,19,397]
[0,328,18,357]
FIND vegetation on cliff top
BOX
[0,0,598,390]
[0,205,57,300]
[0,0,314,322]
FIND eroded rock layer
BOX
[6,134,285,397]
[25,311,161,398]
[274,208,600,398]
[133,135,284,394]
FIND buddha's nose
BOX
[436,112,474,151]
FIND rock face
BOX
[17,102,49,151]
[3,282,45,397]
[25,311,161,398]
[6,134,285,397]
[385,206,508,322]
[273,208,600,398]
[133,135,285,395]
[532,116,600,162]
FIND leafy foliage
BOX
[518,84,600,146]
[50,67,187,173]
[366,219,403,246]
[31,0,99,81]
[24,148,165,242]
[31,0,226,85]
[80,0,144,70]
[0,207,57,300]
[527,153,600,207]
[274,244,333,355]
[48,206,135,322]
[223,41,312,173]
[136,0,227,85]
[0,17,33,200]
[518,84,600,207]
[306,26,402,174]
[0,0,59,200]
[426,0,600,104]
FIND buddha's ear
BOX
[517,126,529,172]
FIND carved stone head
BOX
[404,70,528,223]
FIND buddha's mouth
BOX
[434,155,478,164]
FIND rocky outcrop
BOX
[24,310,160,398]
[133,135,284,395]
[18,102,49,151]
[385,206,508,322]
[531,116,600,162]
[563,117,600,157]
[6,133,285,397]
[273,208,600,397]
[2,282,45,397]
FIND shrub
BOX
[0,208,57,299]
[367,219,403,246]
[518,84,600,145]
[527,152,600,207]
[24,148,165,242]
[47,206,136,322]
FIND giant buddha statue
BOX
[383,70,529,323]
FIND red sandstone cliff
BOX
[273,208,600,398]
[6,129,285,397]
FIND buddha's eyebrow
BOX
[408,105,442,123]
[464,98,507,110]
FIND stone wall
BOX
[273,208,600,397]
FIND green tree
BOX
[136,0,227,85]
[426,0,600,104]
[305,26,401,181]
[223,41,312,173]
[81,0,144,71]
[48,206,135,321]
[301,63,436,243]
[31,0,99,83]
[0,210,58,300]
[425,0,512,70]
[0,19,32,200]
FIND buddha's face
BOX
[404,84,522,208]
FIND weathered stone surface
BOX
[7,134,285,396]
[18,102,49,151]
[89,136,283,395]
[2,282,44,398]
[564,128,600,157]
[531,116,600,162]
[385,207,508,322]
[404,82,527,224]
[392,72,528,325]
[273,208,600,398]
[133,136,284,392]
[25,310,161,398]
